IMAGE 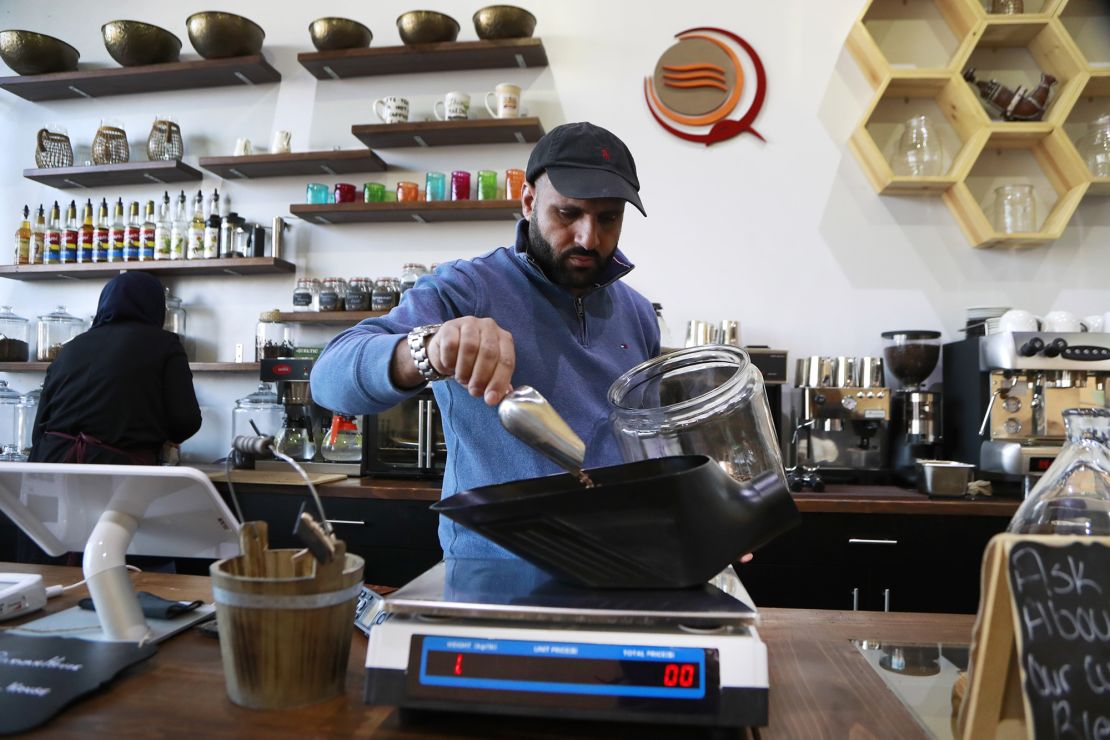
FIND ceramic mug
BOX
[485,83,521,119]
[998,309,1039,333]
[1082,315,1104,332]
[270,130,291,154]
[373,96,410,124]
[434,91,471,121]
[234,137,253,156]
[1042,310,1081,333]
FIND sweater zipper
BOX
[575,297,590,347]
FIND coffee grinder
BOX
[882,330,943,485]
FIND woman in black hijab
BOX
[29,272,202,465]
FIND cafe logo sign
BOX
[644,26,767,146]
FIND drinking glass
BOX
[993,184,1036,233]
[451,170,471,201]
[476,170,498,200]
[425,171,446,201]
[363,182,386,202]
[505,168,525,200]
[892,115,945,177]
[396,181,420,202]
[1079,114,1110,179]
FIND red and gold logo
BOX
[644,27,767,146]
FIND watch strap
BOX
[407,324,450,382]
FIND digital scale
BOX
[364,558,768,728]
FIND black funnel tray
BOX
[433,454,800,589]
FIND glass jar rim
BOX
[608,344,757,419]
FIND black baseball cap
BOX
[525,122,646,216]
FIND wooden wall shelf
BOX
[290,200,522,224]
[275,311,385,324]
[0,55,280,102]
[198,150,386,179]
[0,362,260,372]
[0,257,295,282]
[351,118,544,148]
[24,160,203,189]
[297,38,547,80]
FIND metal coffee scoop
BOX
[498,386,593,486]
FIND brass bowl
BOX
[309,17,372,51]
[102,20,181,67]
[186,11,265,59]
[0,29,79,75]
[473,5,537,40]
[396,11,460,45]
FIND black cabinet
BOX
[233,491,442,587]
[740,512,1010,613]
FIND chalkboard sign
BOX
[960,534,1110,740]
[1009,540,1110,739]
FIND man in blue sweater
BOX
[311,122,660,558]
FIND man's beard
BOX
[527,217,613,291]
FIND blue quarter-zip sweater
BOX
[311,220,660,558]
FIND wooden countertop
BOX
[197,465,1020,517]
[5,563,974,739]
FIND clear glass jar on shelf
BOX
[0,380,23,454]
[318,278,343,312]
[256,310,295,361]
[322,413,363,462]
[891,114,945,177]
[1008,408,1110,536]
[1079,114,1110,179]
[16,383,42,458]
[0,306,31,361]
[36,305,83,361]
[292,277,319,312]
[400,263,428,293]
[163,288,186,343]
[371,278,398,311]
[345,278,370,311]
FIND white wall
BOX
[1,0,1107,462]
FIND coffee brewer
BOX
[790,355,891,484]
[883,330,943,485]
[943,331,1110,481]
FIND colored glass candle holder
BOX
[396,181,420,202]
[505,168,525,200]
[425,171,446,201]
[364,182,386,202]
[451,170,471,201]
[306,182,330,204]
[477,170,498,200]
[334,182,357,203]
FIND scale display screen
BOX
[409,635,716,704]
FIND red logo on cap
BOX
[600,147,611,161]
[644,26,767,146]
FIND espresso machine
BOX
[790,355,891,484]
[882,330,944,485]
[943,331,1110,482]
[257,358,362,475]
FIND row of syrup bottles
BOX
[13,189,238,265]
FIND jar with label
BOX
[400,263,428,293]
[345,278,370,311]
[371,278,397,311]
[256,310,295,361]
[0,306,30,361]
[36,305,83,361]
[292,278,318,312]
[319,278,342,312]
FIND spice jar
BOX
[371,278,397,311]
[256,310,295,361]
[319,278,342,312]
[36,305,83,361]
[345,278,370,311]
[0,306,31,361]
[0,380,23,453]
[400,263,428,293]
[292,277,318,312]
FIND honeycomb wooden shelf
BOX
[845,0,1109,248]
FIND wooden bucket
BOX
[209,521,365,709]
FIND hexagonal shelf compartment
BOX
[1064,72,1110,194]
[850,75,988,194]
[942,127,1089,247]
[847,0,983,88]
[962,17,1087,126]
[1057,0,1110,67]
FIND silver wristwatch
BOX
[407,324,450,382]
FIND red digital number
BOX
[454,653,463,676]
[663,663,679,687]
[679,663,695,687]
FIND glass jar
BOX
[321,413,363,462]
[0,380,23,453]
[345,277,370,311]
[1079,114,1110,179]
[16,383,41,458]
[36,305,83,361]
[993,184,1036,233]
[371,278,397,311]
[1008,408,1110,536]
[292,277,318,312]
[400,263,428,293]
[608,345,787,487]
[0,306,31,361]
[164,288,186,344]
[255,310,295,361]
[319,278,342,312]
[891,114,945,177]
[232,382,284,442]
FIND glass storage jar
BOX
[321,413,363,462]
[318,278,343,312]
[232,382,284,442]
[400,263,428,293]
[0,306,31,361]
[36,305,83,361]
[1008,407,1110,536]
[1079,114,1110,179]
[608,345,786,487]
[345,278,370,311]
[164,288,186,343]
[0,380,23,454]
[292,277,319,312]
[255,310,295,361]
[16,383,41,458]
[371,278,398,311]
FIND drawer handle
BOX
[326,519,366,526]
[848,538,898,545]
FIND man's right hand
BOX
[393,317,515,406]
